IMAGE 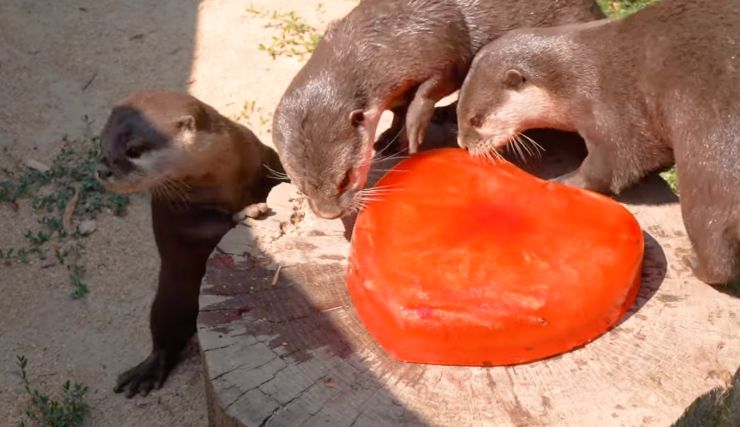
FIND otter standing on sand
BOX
[273,0,604,219]
[96,90,285,397]
[457,0,740,285]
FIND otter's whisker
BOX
[519,132,545,158]
[374,125,405,159]
[512,134,528,163]
[264,164,290,180]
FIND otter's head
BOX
[457,31,576,157]
[273,74,380,219]
[96,91,204,195]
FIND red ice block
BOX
[347,148,643,366]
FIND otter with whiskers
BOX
[457,0,740,286]
[273,0,605,219]
[96,90,285,397]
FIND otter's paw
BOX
[681,254,725,285]
[233,203,271,222]
[114,350,174,398]
[552,171,612,194]
[552,170,588,188]
[407,125,425,155]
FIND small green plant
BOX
[247,5,322,59]
[660,168,678,194]
[598,0,656,18]
[232,99,271,129]
[0,120,130,298]
[16,355,89,427]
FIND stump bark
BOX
[197,133,740,427]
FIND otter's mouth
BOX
[459,129,514,158]
[96,165,172,196]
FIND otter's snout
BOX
[308,198,347,220]
[457,126,485,151]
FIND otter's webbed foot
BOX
[114,349,177,398]
[552,147,614,194]
[553,170,593,189]
[406,75,456,154]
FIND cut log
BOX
[198,132,740,427]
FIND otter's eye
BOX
[469,114,484,128]
[125,145,149,159]
[338,170,352,193]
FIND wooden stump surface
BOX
[197,135,740,427]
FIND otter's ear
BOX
[176,115,196,132]
[349,110,365,128]
[504,69,526,89]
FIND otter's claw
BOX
[114,350,173,398]
[233,203,271,222]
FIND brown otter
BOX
[96,90,285,397]
[456,0,740,286]
[272,0,605,219]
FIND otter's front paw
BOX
[552,170,588,188]
[114,350,175,398]
[553,170,611,193]
[681,254,729,285]
[233,203,271,222]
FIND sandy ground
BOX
[0,1,357,425]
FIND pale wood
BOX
[198,133,740,427]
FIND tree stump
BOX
[197,135,740,427]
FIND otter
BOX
[272,0,605,219]
[96,90,285,397]
[456,0,740,286]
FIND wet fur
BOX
[458,0,740,285]
[98,90,285,397]
[273,0,604,218]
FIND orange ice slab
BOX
[347,148,644,366]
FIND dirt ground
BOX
[0,1,357,425]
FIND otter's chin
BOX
[307,197,352,220]
[97,176,151,195]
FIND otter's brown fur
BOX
[97,90,284,397]
[273,0,605,219]
[457,0,740,285]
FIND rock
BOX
[266,183,300,226]
[25,159,50,173]
[76,220,97,236]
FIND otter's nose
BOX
[96,163,113,180]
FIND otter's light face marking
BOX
[97,109,194,195]
[460,85,561,156]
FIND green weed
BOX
[247,5,322,59]
[598,0,656,17]
[233,99,271,129]
[16,355,89,427]
[0,123,130,298]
